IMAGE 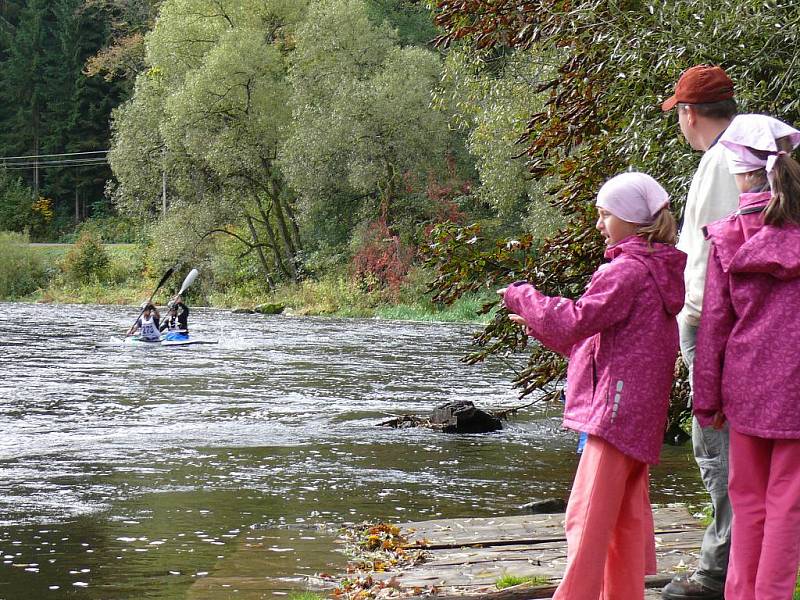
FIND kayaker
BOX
[128,303,161,341]
[160,294,189,337]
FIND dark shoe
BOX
[661,574,723,599]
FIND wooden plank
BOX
[399,505,701,549]
[350,507,702,599]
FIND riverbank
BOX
[27,277,495,323]
[5,239,496,324]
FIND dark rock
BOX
[431,400,502,434]
[521,497,568,514]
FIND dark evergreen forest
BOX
[0,0,137,237]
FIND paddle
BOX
[126,266,175,336]
[176,268,199,296]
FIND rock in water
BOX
[521,497,568,514]
[431,400,502,434]
[254,303,285,315]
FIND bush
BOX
[0,231,49,298]
[351,218,414,297]
[62,228,110,283]
[68,216,144,244]
[0,172,34,233]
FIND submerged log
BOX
[378,402,503,433]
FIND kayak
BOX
[122,336,218,347]
[160,338,218,346]
[123,336,161,346]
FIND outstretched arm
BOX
[502,262,639,356]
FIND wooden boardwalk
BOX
[349,505,705,599]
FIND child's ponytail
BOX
[765,152,800,227]
[636,209,677,245]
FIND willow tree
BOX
[427,0,800,425]
[109,0,307,282]
[280,0,453,249]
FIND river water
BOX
[0,303,706,599]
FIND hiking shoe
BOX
[662,575,723,599]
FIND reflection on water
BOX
[0,303,704,598]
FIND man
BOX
[660,65,741,600]
[161,294,190,336]
[128,303,161,341]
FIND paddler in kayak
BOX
[127,303,161,341]
[160,294,190,341]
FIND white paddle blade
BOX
[178,268,199,295]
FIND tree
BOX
[280,0,455,271]
[110,0,309,283]
[0,0,128,234]
[82,0,161,85]
[428,0,800,417]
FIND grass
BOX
[286,592,326,600]
[689,502,714,528]
[495,574,550,589]
[28,242,138,263]
[375,295,496,323]
[209,275,496,323]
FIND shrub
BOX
[71,216,143,244]
[351,218,414,297]
[0,231,49,298]
[0,172,34,233]
[62,228,110,283]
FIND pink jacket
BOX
[693,192,800,438]
[504,236,686,464]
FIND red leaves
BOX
[351,218,413,297]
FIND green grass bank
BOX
[1,236,495,324]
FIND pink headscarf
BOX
[596,172,670,224]
[720,114,800,190]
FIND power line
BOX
[2,160,110,170]
[0,150,111,171]
[2,157,110,168]
[0,149,109,160]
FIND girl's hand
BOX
[712,411,727,430]
[508,313,527,326]
[497,287,507,297]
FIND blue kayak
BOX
[123,335,217,347]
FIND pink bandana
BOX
[596,172,670,224]
[720,114,800,190]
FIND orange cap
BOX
[661,65,734,111]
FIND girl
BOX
[693,114,800,600]
[500,172,686,599]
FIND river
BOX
[0,303,706,599]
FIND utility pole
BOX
[33,137,39,200]
[162,148,167,215]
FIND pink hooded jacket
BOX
[504,236,686,464]
[693,192,800,438]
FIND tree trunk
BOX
[253,195,292,279]
[269,180,298,270]
[278,181,302,250]
[245,215,275,289]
